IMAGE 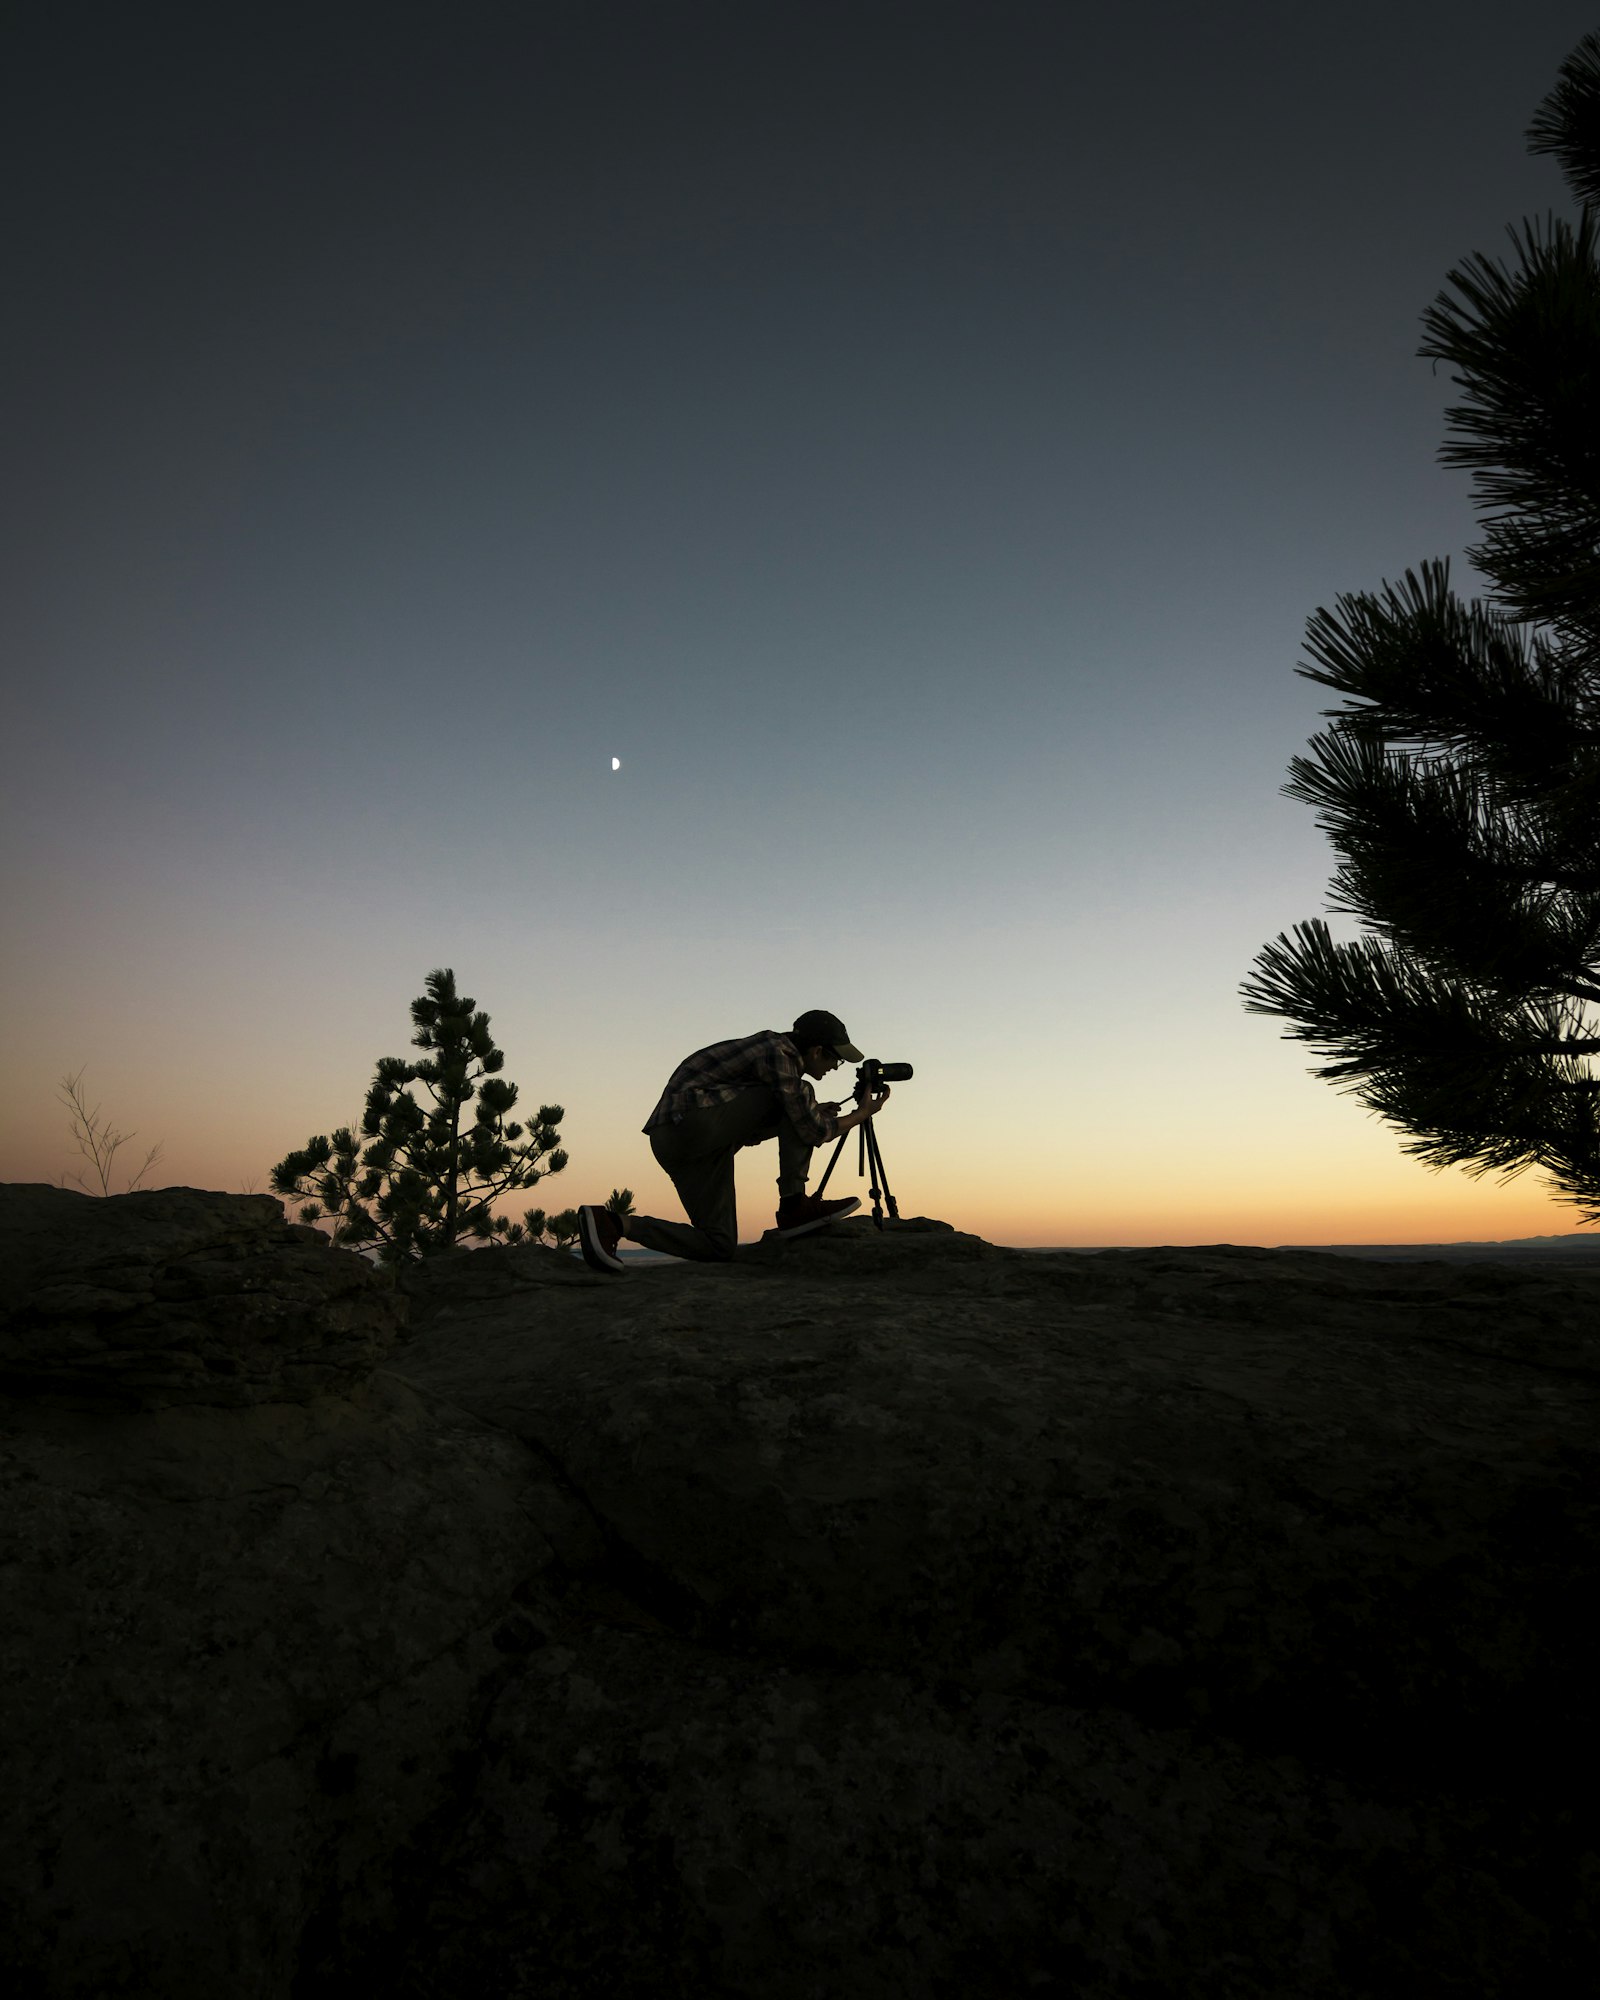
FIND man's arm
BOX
[833,1086,890,1135]
[767,1036,846,1146]
[762,1035,891,1145]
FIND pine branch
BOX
[1296,562,1599,779]
[1419,212,1600,635]
[1527,29,1600,217]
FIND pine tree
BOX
[271,968,568,1262]
[1241,34,1600,1221]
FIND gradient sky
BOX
[5,1,1598,1248]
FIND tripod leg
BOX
[816,1113,901,1231]
[865,1121,900,1224]
[814,1130,848,1199]
[858,1119,885,1229]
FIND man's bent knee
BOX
[702,1230,737,1262]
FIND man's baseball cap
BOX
[791,1009,863,1062]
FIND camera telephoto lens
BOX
[854,1060,913,1099]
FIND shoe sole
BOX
[578,1206,627,1273]
[774,1197,861,1240]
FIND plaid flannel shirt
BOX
[643,1029,844,1148]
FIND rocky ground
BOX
[2,1186,1596,1996]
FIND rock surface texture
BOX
[0,1185,400,1406]
[3,1189,1596,1997]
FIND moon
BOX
[611,757,621,771]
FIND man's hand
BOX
[839,1086,890,1133]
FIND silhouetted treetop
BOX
[271,968,568,1263]
[1243,35,1600,1222]
[1527,26,1600,210]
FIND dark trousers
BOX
[627,1088,814,1261]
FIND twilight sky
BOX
[5,1,1598,1248]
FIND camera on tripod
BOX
[817,1060,914,1230]
[853,1059,913,1102]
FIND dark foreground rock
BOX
[0,1184,401,1406]
[2,1189,1596,1997]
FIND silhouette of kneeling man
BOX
[577,1010,890,1270]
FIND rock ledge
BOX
[0,1184,403,1407]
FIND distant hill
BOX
[1022,1234,1600,1265]
[1277,1234,1600,1264]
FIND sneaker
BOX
[577,1204,627,1273]
[773,1192,861,1239]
